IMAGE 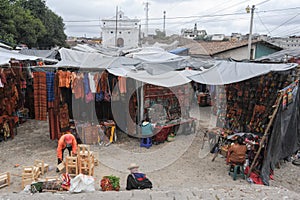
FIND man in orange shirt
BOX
[56,132,77,172]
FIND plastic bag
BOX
[69,174,95,193]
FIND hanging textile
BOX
[59,103,70,131]
[33,71,47,121]
[73,72,84,99]
[57,70,71,88]
[118,76,127,94]
[46,72,55,102]
[88,72,96,93]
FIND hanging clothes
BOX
[118,76,127,94]
[72,72,84,99]
[46,72,55,102]
[57,70,71,88]
[33,71,47,121]
[88,72,97,93]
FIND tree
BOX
[0,0,67,48]
[0,0,17,45]
[13,6,46,48]
[19,0,67,48]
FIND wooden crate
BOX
[0,172,10,189]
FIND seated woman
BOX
[126,163,152,190]
[227,136,247,165]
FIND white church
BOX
[101,10,140,48]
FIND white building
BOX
[181,23,207,39]
[268,36,300,49]
[101,11,140,48]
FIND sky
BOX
[45,0,300,38]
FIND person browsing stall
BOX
[56,131,77,172]
[227,136,247,165]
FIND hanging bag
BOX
[95,79,104,102]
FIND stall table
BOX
[153,118,196,143]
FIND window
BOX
[119,31,122,34]
[128,31,131,34]
[111,31,114,34]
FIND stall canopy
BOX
[0,47,41,66]
[188,60,298,85]
[54,47,193,87]
[19,49,59,63]
[48,47,298,87]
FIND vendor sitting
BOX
[226,136,247,165]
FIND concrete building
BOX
[268,36,300,49]
[101,10,140,48]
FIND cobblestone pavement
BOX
[1,184,300,200]
[0,106,299,199]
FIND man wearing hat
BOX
[126,163,152,190]
[56,131,77,172]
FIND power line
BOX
[269,13,300,33]
[255,11,271,36]
[63,7,300,23]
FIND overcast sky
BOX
[45,0,300,38]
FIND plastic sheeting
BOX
[0,47,40,66]
[126,70,192,87]
[261,83,300,185]
[188,61,298,85]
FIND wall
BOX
[102,16,140,48]
[255,43,279,59]
[213,46,250,60]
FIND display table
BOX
[153,118,196,143]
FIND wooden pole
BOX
[247,92,283,177]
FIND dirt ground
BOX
[0,106,299,198]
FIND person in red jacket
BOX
[56,131,77,172]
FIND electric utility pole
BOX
[246,5,255,60]
[144,2,149,37]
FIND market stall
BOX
[189,60,300,185]
[0,47,46,141]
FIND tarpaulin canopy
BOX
[0,47,40,66]
[54,47,192,87]
[188,60,298,85]
[19,49,59,63]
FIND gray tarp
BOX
[261,83,300,185]
[188,60,298,85]
[51,48,298,87]
[0,47,40,65]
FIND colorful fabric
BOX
[118,76,127,94]
[46,72,55,102]
[33,72,47,121]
